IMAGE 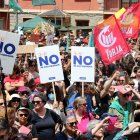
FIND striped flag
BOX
[9,0,23,13]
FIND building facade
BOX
[0,0,140,31]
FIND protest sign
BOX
[17,45,38,54]
[0,30,20,74]
[35,45,64,83]
[71,46,95,82]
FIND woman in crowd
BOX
[4,65,24,95]
[8,94,21,111]
[28,60,39,81]
[14,107,38,140]
[0,107,18,140]
[73,96,94,134]
[17,86,30,108]
[31,94,62,140]
[109,85,140,128]
[44,85,65,120]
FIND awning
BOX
[39,7,69,17]
[16,16,59,31]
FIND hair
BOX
[73,96,86,109]
[11,65,20,76]
[87,119,101,131]
[33,94,46,104]
[133,66,140,73]
[46,85,62,102]
[0,117,9,131]
[65,115,76,124]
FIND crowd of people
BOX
[0,30,140,140]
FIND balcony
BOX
[104,0,121,12]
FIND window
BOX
[0,19,4,30]
[76,20,89,26]
[122,0,140,8]
[0,0,4,8]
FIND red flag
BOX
[118,3,140,39]
[94,15,130,65]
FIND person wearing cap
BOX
[14,107,38,140]
[109,85,140,129]
[34,78,47,94]
[8,94,21,111]
[17,86,30,109]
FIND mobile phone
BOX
[107,117,118,131]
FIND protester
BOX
[72,96,94,134]
[31,94,62,140]
[8,94,21,111]
[4,65,24,95]
[28,60,39,81]
[14,107,38,140]
[109,85,140,128]
[17,86,30,108]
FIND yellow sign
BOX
[98,8,126,24]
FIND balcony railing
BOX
[104,0,121,12]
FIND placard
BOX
[35,45,64,83]
[0,30,20,74]
[18,45,38,54]
[71,46,95,82]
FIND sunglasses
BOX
[79,103,87,106]
[0,102,4,106]
[68,121,77,126]
[11,98,20,102]
[32,101,42,105]
[122,93,132,98]
[30,64,36,67]
[20,91,29,96]
[118,80,125,82]
[19,114,28,117]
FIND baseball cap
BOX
[17,86,29,92]
[17,107,30,114]
[9,94,21,101]
[113,85,132,94]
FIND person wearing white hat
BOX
[8,94,21,111]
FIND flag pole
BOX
[82,82,84,97]
[16,0,19,28]
[52,82,57,102]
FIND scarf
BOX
[110,99,131,128]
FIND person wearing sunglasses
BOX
[14,107,38,140]
[17,86,30,108]
[31,94,62,140]
[28,60,39,81]
[109,85,140,129]
[73,96,95,134]
[8,94,21,111]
